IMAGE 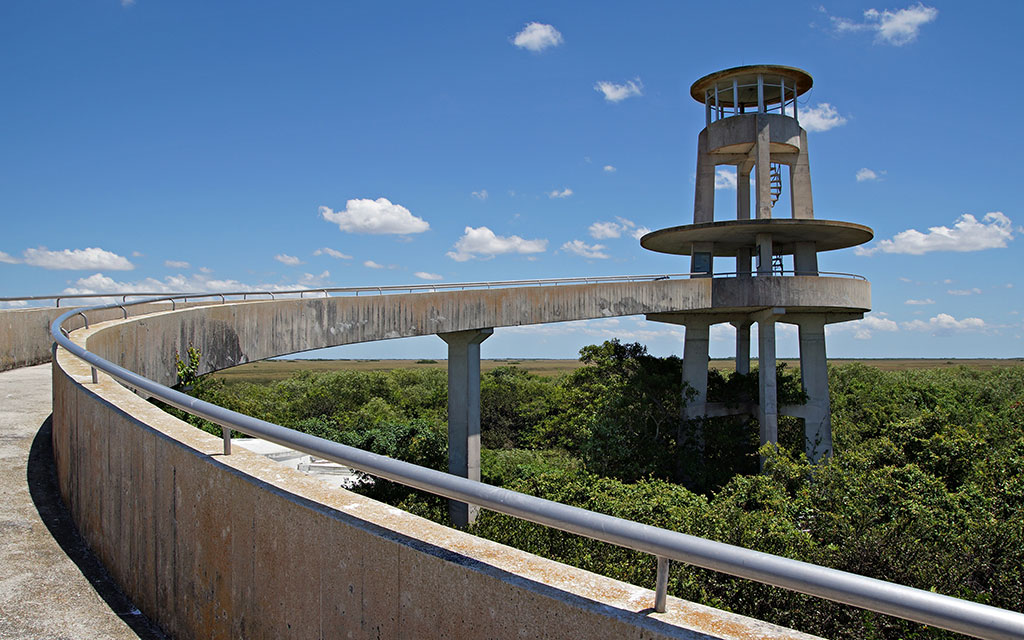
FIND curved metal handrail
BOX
[48,293,1024,640]
[0,270,870,308]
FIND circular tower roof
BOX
[690,65,813,107]
[640,219,873,256]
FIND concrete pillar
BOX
[694,129,715,223]
[736,160,753,220]
[732,321,751,375]
[756,233,773,276]
[797,317,832,462]
[790,130,814,219]
[794,241,818,276]
[736,247,752,277]
[757,316,778,459]
[439,328,492,527]
[682,320,711,420]
[754,116,772,220]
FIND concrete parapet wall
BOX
[52,319,820,639]
[0,301,217,372]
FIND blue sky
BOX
[1,1,1021,359]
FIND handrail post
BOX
[655,556,670,613]
[223,425,231,455]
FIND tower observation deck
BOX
[641,65,874,463]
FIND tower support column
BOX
[797,317,832,462]
[682,319,712,420]
[790,130,814,219]
[732,320,752,375]
[694,129,715,223]
[754,309,783,462]
[439,328,492,527]
[754,115,772,220]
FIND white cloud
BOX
[0,251,18,264]
[314,247,353,259]
[131,251,144,257]
[905,298,934,305]
[589,221,624,239]
[832,3,938,46]
[561,240,610,259]
[298,270,331,287]
[319,198,429,235]
[902,313,986,335]
[947,288,982,296]
[715,167,737,190]
[363,260,385,269]
[594,78,643,103]
[828,312,900,340]
[603,165,616,173]
[164,260,190,269]
[447,226,547,261]
[14,247,135,271]
[121,0,135,6]
[800,103,848,132]
[414,271,443,281]
[511,22,563,52]
[199,266,213,274]
[856,212,1015,256]
[589,217,643,240]
[275,254,303,266]
[471,189,488,201]
[548,188,573,199]
[631,226,651,240]
[856,168,884,182]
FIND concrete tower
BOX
[641,65,874,462]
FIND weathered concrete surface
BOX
[0,364,165,639]
[51,315,824,640]
[0,301,217,372]
[73,279,866,389]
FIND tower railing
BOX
[47,288,1024,640]
[704,76,800,123]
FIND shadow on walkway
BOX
[27,416,168,640]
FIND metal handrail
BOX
[48,294,1024,640]
[1,270,868,307]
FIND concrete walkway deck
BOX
[0,364,165,639]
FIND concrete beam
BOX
[439,328,492,526]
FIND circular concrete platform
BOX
[640,219,873,256]
[690,65,813,106]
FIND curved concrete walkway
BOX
[0,364,165,639]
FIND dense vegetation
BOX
[169,342,1024,639]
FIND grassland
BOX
[208,357,1024,385]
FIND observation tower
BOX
[641,65,873,462]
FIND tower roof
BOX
[690,65,813,107]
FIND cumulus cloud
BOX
[319,198,429,235]
[603,165,616,173]
[800,103,848,132]
[594,78,643,103]
[164,260,190,269]
[363,260,385,269]
[856,212,1015,256]
[548,188,573,199]
[297,270,330,287]
[8,247,136,271]
[198,266,213,274]
[61,272,332,299]
[856,168,884,182]
[828,312,900,340]
[313,247,352,259]
[832,3,938,46]
[588,217,644,240]
[947,288,982,296]
[471,189,488,201]
[275,254,302,266]
[414,271,443,281]
[446,226,547,261]
[902,313,986,335]
[561,240,610,259]
[715,167,738,190]
[511,22,563,52]
[905,298,934,305]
